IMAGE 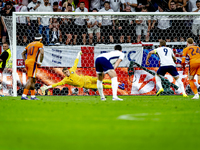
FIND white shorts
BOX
[136,25,148,36]
[192,24,200,36]
[88,28,100,34]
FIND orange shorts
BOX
[25,60,37,78]
[189,63,200,76]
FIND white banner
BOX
[16,44,143,67]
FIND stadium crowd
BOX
[0,0,200,45]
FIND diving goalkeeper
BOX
[40,51,124,92]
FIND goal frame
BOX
[11,12,200,97]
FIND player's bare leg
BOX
[97,73,106,101]
[96,32,101,43]
[174,76,188,97]
[30,78,38,100]
[188,75,199,99]
[107,70,123,101]
[82,34,86,45]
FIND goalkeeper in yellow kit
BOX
[40,51,125,93]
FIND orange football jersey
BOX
[182,46,200,64]
[25,41,43,63]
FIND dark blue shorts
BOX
[157,66,179,77]
[95,57,114,74]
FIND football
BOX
[71,87,79,95]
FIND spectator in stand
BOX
[27,0,41,42]
[87,8,102,45]
[90,0,101,11]
[77,0,89,10]
[135,7,151,43]
[61,4,74,45]
[168,0,187,10]
[100,0,106,9]
[99,1,114,44]
[191,0,200,41]
[188,0,197,12]
[116,6,134,43]
[152,4,171,42]
[136,0,150,12]
[15,1,28,45]
[107,0,126,12]
[74,1,88,45]
[1,1,15,43]
[168,0,187,42]
[37,0,53,45]
[124,0,137,12]
[0,1,3,12]
[49,2,62,45]
[62,0,76,11]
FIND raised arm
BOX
[146,50,156,66]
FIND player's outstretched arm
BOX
[146,50,156,66]
[71,51,82,71]
[40,81,65,93]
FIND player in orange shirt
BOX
[21,34,44,100]
[181,38,200,99]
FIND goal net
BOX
[2,12,200,97]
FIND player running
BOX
[21,34,44,100]
[40,51,125,93]
[182,38,200,99]
[146,40,187,97]
[95,45,124,101]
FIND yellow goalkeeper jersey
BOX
[52,58,85,88]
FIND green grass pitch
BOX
[0,95,200,150]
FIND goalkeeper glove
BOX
[76,51,82,59]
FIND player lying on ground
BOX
[146,40,187,97]
[21,34,44,100]
[40,51,124,93]
[182,38,200,99]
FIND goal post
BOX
[2,11,200,97]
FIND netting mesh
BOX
[2,13,200,96]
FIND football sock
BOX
[31,90,35,98]
[189,79,198,94]
[111,77,118,98]
[155,75,163,89]
[103,85,112,89]
[176,78,186,94]
[97,80,104,98]
[22,89,29,97]
[103,79,112,84]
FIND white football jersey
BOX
[99,8,114,26]
[155,47,176,67]
[97,50,125,66]
[107,0,125,12]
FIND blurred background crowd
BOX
[0,0,200,46]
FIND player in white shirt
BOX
[74,2,88,45]
[95,45,125,101]
[107,0,126,12]
[99,1,115,43]
[145,40,187,97]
